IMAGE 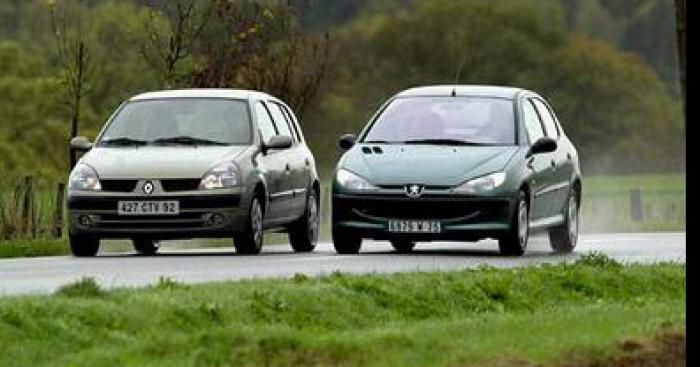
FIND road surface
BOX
[0,232,685,296]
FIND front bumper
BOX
[332,192,516,241]
[68,193,247,239]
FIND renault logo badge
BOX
[405,184,424,198]
[142,180,155,195]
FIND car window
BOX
[363,97,516,145]
[532,99,559,139]
[100,98,252,145]
[281,104,303,143]
[255,102,278,143]
[267,102,295,142]
[522,99,546,144]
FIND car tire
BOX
[234,196,264,255]
[549,189,579,253]
[332,228,362,254]
[390,239,415,253]
[132,238,159,255]
[498,191,528,256]
[69,233,100,257]
[289,190,319,253]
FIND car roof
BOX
[396,85,527,99]
[130,89,275,102]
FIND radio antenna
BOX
[452,59,465,97]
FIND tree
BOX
[48,0,93,169]
[140,0,214,87]
[188,1,335,118]
[674,0,685,120]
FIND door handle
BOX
[305,158,310,167]
[551,160,556,168]
[285,163,291,172]
[527,157,535,170]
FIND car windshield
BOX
[363,97,516,145]
[98,98,252,146]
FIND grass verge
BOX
[0,239,68,258]
[0,255,685,367]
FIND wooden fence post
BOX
[53,183,66,239]
[630,188,643,222]
[21,176,34,237]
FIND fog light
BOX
[211,214,225,226]
[79,215,92,227]
[204,213,225,227]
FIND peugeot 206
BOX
[332,85,581,256]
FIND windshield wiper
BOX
[152,136,229,146]
[404,139,491,146]
[99,137,149,146]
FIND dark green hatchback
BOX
[332,85,581,256]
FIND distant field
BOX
[0,255,685,367]
[581,174,685,232]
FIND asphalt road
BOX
[0,232,685,296]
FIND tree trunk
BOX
[674,0,685,125]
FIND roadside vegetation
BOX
[0,254,685,366]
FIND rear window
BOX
[363,97,516,145]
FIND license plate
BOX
[387,220,441,233]
[118,201,179,216]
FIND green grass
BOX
[0,255,685,367]
[0,239,68,258]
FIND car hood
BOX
[80,146,250,179]
[341,144,518,187]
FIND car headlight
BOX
[336,169,377,191]
[453,172,506,194]
[69,163,102,191]
[200,161,241,189]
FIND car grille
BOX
[161,179,201,192]
[95,213,206,229]
[335,195,511,221]
[101,180,138,193]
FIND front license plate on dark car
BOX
[387,220,441,233]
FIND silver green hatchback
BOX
[67,89,320,257]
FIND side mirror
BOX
[70,136,93,152]
[338,134,357,150]
[264,135,293,151]
[528,137,557,156]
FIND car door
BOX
[253,101,291,222]
[280,103,315,199]
[521,97,556,220]
[266,100,307,218]
[532,98,573,216]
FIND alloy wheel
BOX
[518,200,529,250]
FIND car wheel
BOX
[549,190,579,253]
[132,238,159,255]
[332,228,362,254]
[390,239,415,254]
[498,191,528,256]
[234,196,264,255]
[289,190,319,253]
[69,233,100,257]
